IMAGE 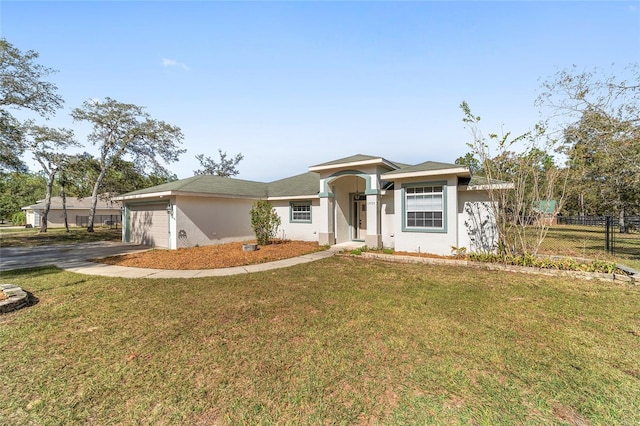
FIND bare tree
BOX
[461,101,568,256]
[194,150,243,177]
[537,64,640,231]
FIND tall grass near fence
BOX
[538,224,640,269]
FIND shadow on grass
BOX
[0,266,63,279]
[0,227,122,247]
[25,290,40,308]
[613,246,640,261]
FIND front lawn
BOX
[1,257,639,424]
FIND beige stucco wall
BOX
[271,199,320,242]
[457,190,497,253]
[380,192,395,248]
[25,208,121,227]
[392,175,459,256]
[174,196,255,248]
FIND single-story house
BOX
[113,154,501,255]
[22,196,122,228]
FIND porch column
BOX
[318,193,335,246]
[365,191,382,248]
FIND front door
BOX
[353,197,367,241]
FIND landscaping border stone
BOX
[358,252,637,284]
[0,284,29,313]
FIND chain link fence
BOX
[538,216,640,263]
[75,214,122,229]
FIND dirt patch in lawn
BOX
[97,240,325,270]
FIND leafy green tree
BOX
[10,211,25,226]
[0,112,25,172]
[0,172,46,222]
[537,64,640,230]
[74,156,174,196]
[562,109,640,222]
[250,200,281,245]
[47,153,177,231]
[461,101,568,256]
[147,171,178,186]
[194,150,244,177]
[24,124,78,232]
[71,97,185,232]
[0,39,63,172]
[454,152,481,175]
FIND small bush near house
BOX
[250,200,281,245]
[350,246,367,255]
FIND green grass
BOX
[2,257,639,424]
[539,224,640,270]
[0,227,122,247]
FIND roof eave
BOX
[384,167,470,180]
[113,191,174,201]
[309,158,398,172]
[116,190,268,201]
[267,194,319,201]
[462,183,515,191]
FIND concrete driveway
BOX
[0,241,150,272]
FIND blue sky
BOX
[2,1,639,181]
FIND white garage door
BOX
[129,204,169,248]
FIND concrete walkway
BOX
[0,241,361,279]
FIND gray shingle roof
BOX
[383,160,463,176]
[119,172,323,200]
[122,175,269,198]
[310,154,383,168]
[117,155,503,201]
[23,196,120,210]
[268,172,320,197]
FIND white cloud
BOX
[162,57,190,71]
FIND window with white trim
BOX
[405,185,444,229]
[290,201,312,223]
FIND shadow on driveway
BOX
[0,242,150,272]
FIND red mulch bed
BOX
[97,240,324,270]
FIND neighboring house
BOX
[113,154,501,255]
[22,196,122,228]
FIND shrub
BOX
[11,211,26,226]
[467,252,622,274]
[250,200,281,245]
[350,246,368,255]
[450,246,467,258]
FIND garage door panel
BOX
[129,204,169,248]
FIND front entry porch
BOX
[318,173,382,248]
